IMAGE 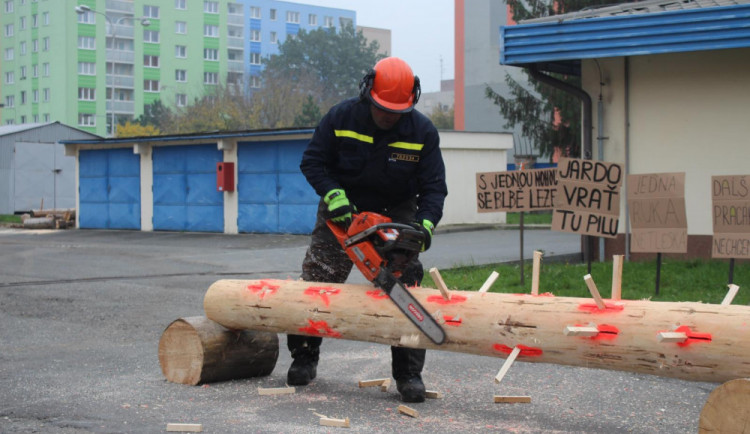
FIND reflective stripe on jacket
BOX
[300,97,447,225]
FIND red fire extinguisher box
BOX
[216,162,235,192]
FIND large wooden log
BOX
[699,378,750,433]
[158,316,279,385]
[204,279,750,384]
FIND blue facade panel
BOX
[237,139,317,234]
[152,145,223,233]
[78,148,140,230]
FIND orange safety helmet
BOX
[359,57,421,113]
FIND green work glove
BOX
[324,189,354,226]
[416,219,434,252]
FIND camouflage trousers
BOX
[288,198,427,380]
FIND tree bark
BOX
[204,279,750,384]
[158,316,279,385]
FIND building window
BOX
[20,115,26,123]
[20,66,27,79]
[78,87,96,101]
[4,24,14,37]
[77,10,95,24]
[5,72,14,84]
[5,96,14,108]
[204,1,218,13]
[144,55,159,67]
[4,1,13,13]
[228,26,242,38]
[204,24,218,37]
[175,0,186,10]
[270,9,277,20]
[203,48,218,60]
[270,31,277,44]
[144,80,160,92]
[175,21,186,34]
[43,63,49,76]
[19,16,26,30]
[43,37,50,51]
[324,16,334,27]
[32,14,37,28]
[250,75,260,88]
[308,14,317,26]
[42,88,50,102]
[33,89,39,103]
[32,39,38,52]
[78,62,96,75]
[42,12,49,25]
[33,115,39,123]
[43,114,50,122]
[175,69,187,82]
[4,48,13,60]
[19,91,26,105]
[250,29,260,42]
[250,6,260,18]
[250,52,261,65]
[78,113,96,127]
[176,94,187,107]
[175,45,187,58]
[32,64,38,77]
[19,41,26,55]
[204,72,218,84]
[78,36,95,49]
[143,5,159,18]
[286,11,299,23]
[144,30,160,43]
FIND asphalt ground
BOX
[0,227,717,433]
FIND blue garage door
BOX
[79,148,141,229]
[152,145,224,232]
[237,140,317,234]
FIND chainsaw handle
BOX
[343,222,423,247]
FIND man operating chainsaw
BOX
[290,57,448,403]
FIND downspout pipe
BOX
[527,64,594,266]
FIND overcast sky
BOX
[291,0,455,93]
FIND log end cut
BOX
[699,378,750,434]
[158,316,279,385]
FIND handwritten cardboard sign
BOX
[551,158,623,238]
[476,168,557,212]
[711,175,750,259]
[627,172,687,253]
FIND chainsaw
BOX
[327,212,446,345]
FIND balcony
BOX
[107,100,135,113]
[106,75,135,89]
[106,49,135,64]
[227,37,244,49]
[111,24,134,39]
[106,0,134,14]
[227,15,244,26]
[228,60,244,73]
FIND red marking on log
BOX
[493,344,543,357]
[577,302,624,313]
[672,325,712,347]
[444,315,463,326]
[427,294,468,305]
[299,319,342,338]
[246,280,280,299]
[304,286,341,307]
[594,324,620,341]
[511,292,555,297]
[365,289,389,300]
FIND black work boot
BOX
[396,375,426,403]
[287,335,321,386]
[391,346,427,403]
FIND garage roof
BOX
[500,0,750,74]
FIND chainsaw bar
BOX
[373,268,446,345]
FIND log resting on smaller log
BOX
[204,279,750,384]
[158,316,279,385]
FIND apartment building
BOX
[0,0,356,137]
